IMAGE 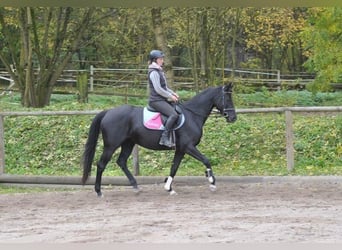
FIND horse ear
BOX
[225,82,233,91]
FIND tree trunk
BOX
[151,7,174,88]
[21,8,37,107]
[199,10,208,88]
[231,8,242,79]
[185,9,199,93]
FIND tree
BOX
[241,8,307,72]
[301,7,342,91]
[165,8,242,87]
[199,9,209,83]
[151,7,174,87]
[0,7,94,107]
[229,8,243,75]
[84,8,154,68]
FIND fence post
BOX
[132,145,139,176]
[0,115,5,174]
[90,65,94,92]
[285,110,295,171]
[77,71,88,103]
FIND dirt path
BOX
[1,179,342,243]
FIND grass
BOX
[0,89,341,179]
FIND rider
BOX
[148,49,179,147]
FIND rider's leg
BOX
[160,114,178,146]
[149,101,179,147]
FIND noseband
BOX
[221,86,234,117]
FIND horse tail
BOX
[81,110,107,185]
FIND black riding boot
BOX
[159,130,173,147]
[159,114,178,147]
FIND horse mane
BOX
[183,86,218,112]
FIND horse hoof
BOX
[133,187,142,194]
[169,190,178,196]
[209,184,217,192]
[97,192,104,198]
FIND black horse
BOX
[82,84,237,196]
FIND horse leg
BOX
[164,150,185,195]
[185,145,217,191]
[95,146,116,197]
[116,140,138,190]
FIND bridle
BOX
[221,86,235,118]
[180,86,235,118]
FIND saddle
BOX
[143,105,185,130]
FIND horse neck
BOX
[183,87,217,120]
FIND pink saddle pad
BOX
[143,107,185,130]
[143,111,165,130]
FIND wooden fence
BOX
[0,106,341,185]
[56,66,319,91]
[1,66,320,94]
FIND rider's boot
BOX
[159,130,174,147]
[159,114,178,147]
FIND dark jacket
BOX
[148,62,175,103]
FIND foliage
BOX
[241,7,307,71]
[82,8,154,68]
[2,7,340,108]
[301,7,342,91]
[1,91,341,178]
[236,88,342,107]
[0,7,95,107]
[294,114,342,174]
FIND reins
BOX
[178,86,234,119]
[177,101,209,118]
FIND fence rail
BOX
[1,66,320,94]
[0,106,341,185]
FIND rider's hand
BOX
[171,94,179,103]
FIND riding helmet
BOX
[149,50,164,61]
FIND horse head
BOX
[217,83,237,123]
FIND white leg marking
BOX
[208,176,214,184]
[209,184,217,192]
[164,176,173,191]
[169,190,178,195]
